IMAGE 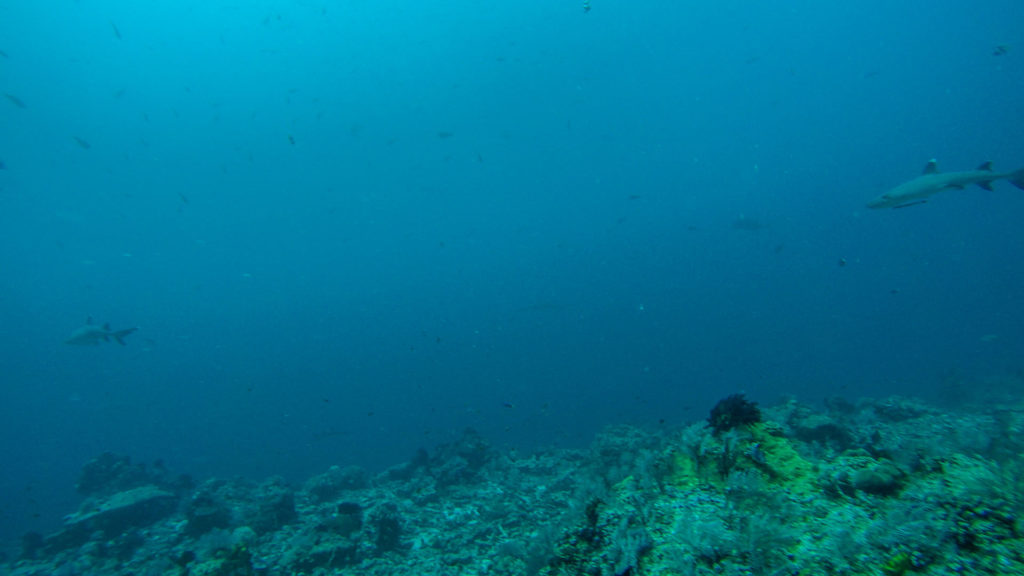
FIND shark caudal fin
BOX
[112,327,138,345]
[1010,168,1024,191]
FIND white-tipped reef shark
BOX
[866,159,1024,209]
[65,317,137,346]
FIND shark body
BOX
[65,318,137,346]
[866,159,1024,209]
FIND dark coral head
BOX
[708,394,762,434]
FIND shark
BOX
[65,317,138,346]
[866,159,1024,209]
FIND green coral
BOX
[880,551,913,576]
[664,421,817,496]
[749,422,817,495]
[667,452,701,490]
[190,544,254,576]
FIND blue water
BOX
[1,0,1022,547]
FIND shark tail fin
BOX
[113,327,138,345]
[1010,168,1024,191]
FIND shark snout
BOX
[865,195,889,209]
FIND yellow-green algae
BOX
[645,413,1024,575]
[666,421,816,496]
[748,422,817,495]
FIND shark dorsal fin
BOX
[977,161,993,172]
[86,316,94,325]
[923,159,939,175]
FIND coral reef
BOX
[4,395,1024,576]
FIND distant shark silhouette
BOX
[866,159,1024,209]
[65,317,137,346]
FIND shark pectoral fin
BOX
[923,159,939,174]
[893,200,928,209]
[977,181,995,191]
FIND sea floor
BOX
[4,391,1024,576]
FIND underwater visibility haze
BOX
[1,0,1023,572]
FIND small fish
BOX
[437,131,454,139]
[178,192,189,204]
[3,93,27,109]
[0,49,8,58]
[993,44,1009,56]
[287,134,295,145]
[747,442,767,465]
[732,215,765,231]
[72,136,92,149]
[0,159,5,170]
[111,21,122,40]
